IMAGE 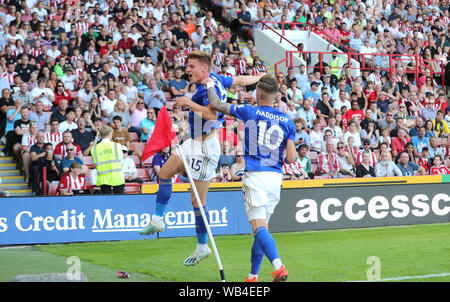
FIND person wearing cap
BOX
[91,125,125,194]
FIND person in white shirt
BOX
[31,78,54,107]
[333,89,351,114]
[59,108,78,132]
[60,66,76,91]
[375,151,402,177]
[121,145,143,183]
[140,55,154,75]
[47,42,61,59]
[101,90,118,121]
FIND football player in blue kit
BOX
[139,51,265,266]
[197,74,297,282]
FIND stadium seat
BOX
[141,155,154,168]
[48,182,59,196]
[124,183,142,194]
[310,163,318,175]
[129,132,139,142]
[164,92,172,102]
[130,142,147,153]
[80,156,95,168]
[166,100,175,110]
[308,152,320,164]
[137,168,151,181]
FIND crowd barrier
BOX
[0,175,448,245]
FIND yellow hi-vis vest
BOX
[91,139,125,186]
[330,56,344,79]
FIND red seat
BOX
[124,183,142,194]
[137,168,151,181]
[80,156,95,168]
[130,142,147,153]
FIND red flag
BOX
[141,106,178,162]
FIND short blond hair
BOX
[187,51,212,68]
[99,125,113,139]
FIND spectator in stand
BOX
[21,121,39,184]
[343,120,362,149]
[28,100,49,131]
[29,130,46,193]
[38,143,60,193]
[140,107,156,142]
[30,78,54,109]
[396,151,426,176]
[296,98,316,130]
[122,145,143,184]
[44,118,63,148]
[421,98,438,121]
[428,136,446,159]
[356,138,377,167]
[72,117,95,156]
[432,110,450,137]
[375,151,402,177]
[61,143,88,175]
[50,98,68,124]
[58,108,78,132]
[112,115,132,152]
[216,163,232,182]
[54,130,82,161]
[429,155,450,175]
[319,138,339,178]
[411,126,429,157]
[355,152,376,178]
[56,162,88,196]
[344,99,365,123]
[391,128,411,158]
[336,141,356,177]
[230,149,246,181]
[152,146,172,182]
[169,67,189,98]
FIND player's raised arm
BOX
[200,77,232,115]
[232,73,266,87]
[174,96,218,121]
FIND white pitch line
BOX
[347,272,450,282]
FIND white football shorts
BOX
[242,171,283,222]
[177,135,221,182]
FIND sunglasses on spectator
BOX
[337,146,344,150]
[67,149,74,151]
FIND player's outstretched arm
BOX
[201,77,232,115]
[232,73,266,87]
[174,96,218,121]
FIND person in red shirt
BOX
[391,128,411,158]
[117,32,135,53]
[219,118,239,148]
[54,130,82,160]
[344,100,365,123]
[56,162,87,195]
[429,155,450,175]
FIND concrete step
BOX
[0,169,22,176]
[0,163,16,170]
[0,156,13,164]
[0,183,28,190]
[2,189,34,196]
[0,175,25,184]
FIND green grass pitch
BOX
[1,223,449,282]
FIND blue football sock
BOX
[155,178,172,217]
[194,206,209,244]
[250,239,264,275]
[254,226,280,263]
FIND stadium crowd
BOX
[0,0,449,195]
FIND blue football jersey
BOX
[189,72,233,138]
[230,104,296,173]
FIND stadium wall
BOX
[0,176,449,245]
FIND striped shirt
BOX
[44,131,63,148]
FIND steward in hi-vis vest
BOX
[91,125,125,194]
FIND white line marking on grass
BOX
[347,272,450,282]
